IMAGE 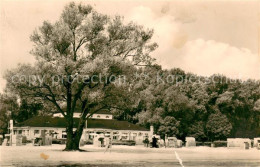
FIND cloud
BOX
[126,6,187,68]
[173,9,197,24]
[179,39,260,80]
[0,3,258,95]
[126,6,260,80]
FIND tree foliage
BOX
[115,66,260,141]
[0,93,43,137]
[4,2,157,150]
[206,112,232,141]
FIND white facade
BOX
[53,113,113,119]
[12,127,76,140]
[12,126,151,145]
[253,138,260,147]
[82,128,151,145]
[90,114,113,119]
[12,112,152,145]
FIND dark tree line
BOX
[2,65,259,142]
[112,66,260,141]
[0,93,44,138]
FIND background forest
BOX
[1,65,259,142]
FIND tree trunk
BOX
[64,118,80,151]
[64,134,80,151]
[64,118,85,151]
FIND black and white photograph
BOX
[0,0,260,166]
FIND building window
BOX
[62,131,67,138]
[18,130,22,134]
[41,130,47,135]
[34,130,40,135]
[90,135,94,139]
[121,136,127,140]
[26,130,29,136]
[113,131,119,135]
[49,130,54,136]
[97,115,100,118]
[113,136,118,140]
[121,133,128,140]
[106,116,109,118]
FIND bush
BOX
[112,140,136,146]
[196,142,203,146]
[213,141,227,147]
[204,142,212,147]
[26,140,32,143]
[52,139,66,144]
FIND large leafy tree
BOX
[0,93,44,138]
[157,116,180,139]
[188,121,207,141]
[15,99,43,123]
[5,2,157,151]
[0,93,19,138]
[206,112,232,141]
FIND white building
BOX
[12,110,153,145]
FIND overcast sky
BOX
[0,0,260,92]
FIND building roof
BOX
[54,109,112,115]
[87,109,111,115]
[87,119,149,131]
[14,116,149,131]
